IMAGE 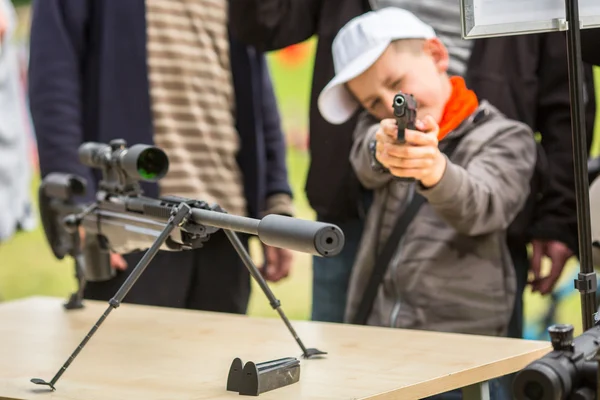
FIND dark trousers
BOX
[507,244,530,339]
[83,230,251,314]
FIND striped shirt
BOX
[369,0,474,77]
[145,0,247,216]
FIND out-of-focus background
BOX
[1,3,600,340]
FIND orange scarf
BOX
[437,76,479,141]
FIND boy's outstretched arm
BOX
[418,122,537,236]
[229,0,321,51]
[349,112,394,190]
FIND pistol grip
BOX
[394,120,416,182]
[395,117,417,143]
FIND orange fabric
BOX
[437,76,479,141]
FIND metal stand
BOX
[564,0,597,332]
[223,229,326,360]
[227,357,300,396]
[31,203,193,391]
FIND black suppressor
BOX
[190,209,344,257]
[513,324,600,400]
[78,140,169,182]
[257,214,344,257]
[392,92,418,144]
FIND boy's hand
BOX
[375,115,447,187]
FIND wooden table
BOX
[0,296,550,400]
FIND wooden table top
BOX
[0,296,550,400]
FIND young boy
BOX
[318,8,537,338]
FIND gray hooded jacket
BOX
[346,101,537,336]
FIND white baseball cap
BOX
[318,8,437,125]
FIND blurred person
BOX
[366,0,597,340]
[230,0,375,324]
[0,0,36,245]
[582,28,600,66]
[318,8,536,399]
[28,0,293,313]
[229,1,597,336]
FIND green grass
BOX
[246,148,314,320]
[0,181,71,301]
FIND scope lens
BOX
[137,148,168,180]
[523,381,544,400]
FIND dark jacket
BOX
[466,33,597,252]
[582,28,600,66]
[28,0,292,220]
[229,0,596,252]
[230,0,370,222]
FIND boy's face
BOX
[346,38,451,123]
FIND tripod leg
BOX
[223,229,326,359]
[64,253,87,310]
[31,203,192,391]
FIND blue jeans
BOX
[310,217,365,322]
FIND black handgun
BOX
[393,92,418,144]
[392,93,418,182]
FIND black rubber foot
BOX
[63,293,85,310]
[31,378,56,391]
[302,348,327,359]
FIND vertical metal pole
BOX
[564,0,597,332]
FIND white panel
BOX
[461,0,600,39]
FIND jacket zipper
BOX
[389,183,415,328]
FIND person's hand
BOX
[108,253,128,271]
[79,226,128,271]
[529,240,574,295]
[262,245,293,282]
[375,115,446,187]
